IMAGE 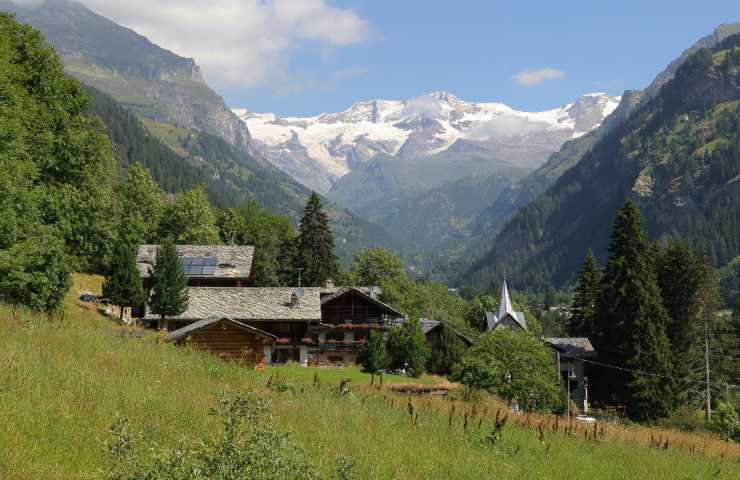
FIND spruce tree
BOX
[595,200,673,421]
[402,318,432,378]
[148,237,189,330]
[103,239,145,324]
[358,330,389,384]
[428,326,466,376]
[297,192,338,287]
[569,250,601,338]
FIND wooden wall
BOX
[321,291,385,324]
[183,321,265,366]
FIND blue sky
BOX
[214,0,739,116]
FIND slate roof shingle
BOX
[145,287,324,321]
[544,337,597,358]
[165,317,277,343]
[136,245,255,279]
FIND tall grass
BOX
[0,275,737,479]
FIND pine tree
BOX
[358,330,389,384]
[656,241,701,397]
[569,250,601,338]
[148,237,189,330]
[403,318,432,378]
[297,193,338,287]
[428,325,466,376]
[595,200,673,421]
[103,239,145,324]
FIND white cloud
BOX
[402,95,443,119]
[10,0,370,93]
[512,67,565,87]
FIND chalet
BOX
[545,337,596,413]
[419,319,474,348]
[165,317,276,364]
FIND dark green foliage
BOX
[84,86,207,195]
[161,185,220,244]
[386,318,431,378]
[463,295,497,332]
[348,248,406,286]
[216,203,297,287]
[148,237,188,329]
[428,326,466,376]
[451,329,563,413]
[103,240,145,323]
[358,330,389,378]
[114,163,166,245]
[297,193,339,287]
[594,201,673,421]
[103,392,344,479]
[568,250,601,338]
[0,12,113,310]
[465,37,740,291]
[0,233,71,311]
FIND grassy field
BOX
[0,275,738,479]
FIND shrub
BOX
[451,329,563,413]
[102,391,354,479]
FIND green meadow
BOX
[0,275,737,479]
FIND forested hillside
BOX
[466,35,740,290]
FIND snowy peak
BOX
[233,91,620,192]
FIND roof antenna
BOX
[296,267,303,287]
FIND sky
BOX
[12,0,740,115]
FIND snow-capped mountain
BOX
[233,92,620,193]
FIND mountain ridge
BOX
[235,91,619,193]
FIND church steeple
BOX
[497,279,514,318]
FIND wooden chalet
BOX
[141,276,402,366]
[165,317,275,366]
[420,319,474,348]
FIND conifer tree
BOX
[297,192,338,287]
[103,239,145,324]
[148,237,188,330]
[428,326,466,376]
[595,200,673,420]
[358,330,389,384]
[569,250,601,338]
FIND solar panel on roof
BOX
[180,257,217,275]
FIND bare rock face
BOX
[3,0,261,160]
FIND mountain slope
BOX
[466,23,740,243]
[1,0,258,158]
[465,35,740,290]
[0,0,406,263]
[236,92,619,193]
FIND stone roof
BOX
[165,317,276,343]
[415,318,475,345]
[136,245,254,279]
[145,287,324,322]
[544,337,596,358]
[144,286,385,322]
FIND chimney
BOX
[290,288,304,308]
[325,278,335,288]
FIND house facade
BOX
[135,244,402,367]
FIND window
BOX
[325,331,344,342]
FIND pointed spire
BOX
[497,279,514,318]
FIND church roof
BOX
[485,280,527,331]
